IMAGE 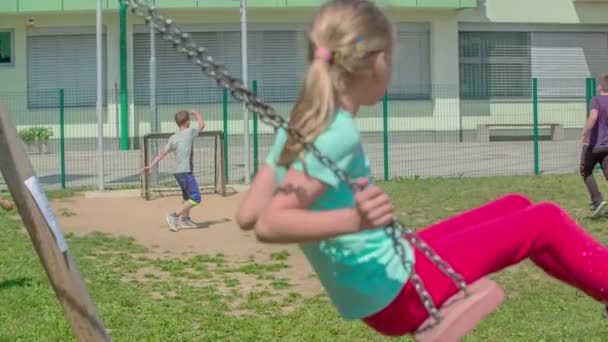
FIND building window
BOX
[133,28,308,105]
[27,33,107,108]
[0,31,14,66]
[459,32,531,100]
[388,24,431,100]
[530,31,608,99]
[248,30,308,102]
[460,30,608,100]
[133,30,243,105]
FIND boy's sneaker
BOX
[166,213,179,232]
[590,201,607,217]
[180,217,198,229]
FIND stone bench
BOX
[476,123,565,143]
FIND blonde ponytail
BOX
[277,55,336,167]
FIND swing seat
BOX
[413,278,504,342]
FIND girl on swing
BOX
[235,0,608,336]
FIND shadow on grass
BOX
[0,277,32,291]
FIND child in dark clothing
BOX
[580,75,608,217]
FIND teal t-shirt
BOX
[264,109,415,320]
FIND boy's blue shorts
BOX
[174,172,201,206]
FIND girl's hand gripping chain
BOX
[354,178,394,230]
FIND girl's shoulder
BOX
[275,109,359,146]
[320,110,360,144]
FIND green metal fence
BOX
[0,77,599,191]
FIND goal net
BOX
[141,130,226,200]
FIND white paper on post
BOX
[24,176,69,254]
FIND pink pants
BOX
[363,194,608,336]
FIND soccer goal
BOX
[141,130,227,200]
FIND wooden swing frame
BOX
[0,108,111,341]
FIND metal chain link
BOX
[124,0,468,324]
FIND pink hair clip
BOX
[314,47,332,62]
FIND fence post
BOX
[586,77,593,118]
[119,0,130,150]
[593,77,598,97]
[592,78,600,171]
[222,88,229,182]
[59,89,66,189]
[252,80,259,176]
[532,78,540,176]
[586,78,601,172]
[382,92,389,181]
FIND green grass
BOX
[1,174,608,341]
[1,187,84,201]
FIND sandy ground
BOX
[50,192,323,299]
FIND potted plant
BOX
[19,127,53,154]
[19,128,37,154]
[33,127,53,154]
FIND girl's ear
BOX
[372,51,390,82]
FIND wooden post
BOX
[0,108,111,341]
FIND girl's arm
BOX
[254,169,393,244]
[236,165,278,231]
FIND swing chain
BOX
[125,0,468,323]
